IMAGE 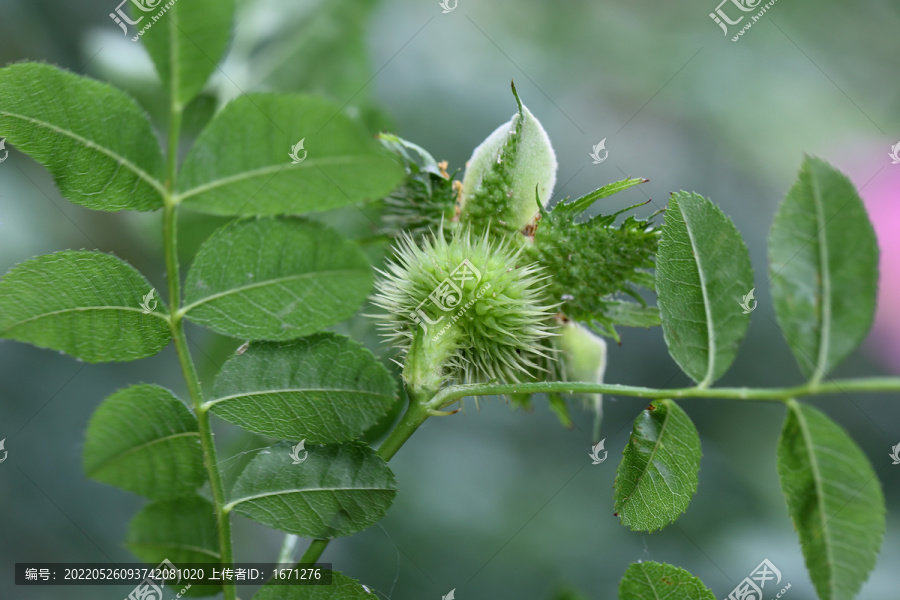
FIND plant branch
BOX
[162,66,236,600]
[427,377,900,410]
[296,389,433,566]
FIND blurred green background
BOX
[1,0,898,598]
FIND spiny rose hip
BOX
[370,226,557,395]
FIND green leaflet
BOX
[254,570,376,599]
[777,401,885,600]
[0,251,170,362]
[126,496,221,597]
[769,157,878,382]
[84,385,205,500]
[656,191,753,386]
[183,217,372,340]
[228,442,396,539]
[176,93,403,215]
[209,333,397,443]
[245,0,380,108]
[139,0,235,106]
[0,63,165,211]
[614,400,701,532]
[618,562,715,600]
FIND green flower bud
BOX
[557,321,607,440]
[370,226,557,397]
[459,82,558,235]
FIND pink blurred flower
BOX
[841,143,900,372]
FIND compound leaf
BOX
[228,442,396,539]
[614,400,701,532]
[183,217,371,340]
[0,251,170,362]
[210,333,397,443]
[84,384,205,500]
[0,62,165,211]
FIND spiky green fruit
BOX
[459,82,558,235]
[371,227,557,396]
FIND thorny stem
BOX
[426,377,900,411]
[162,72,236,600]
[296,390,433,566]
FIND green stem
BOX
[296,390,433,566]
[376,389,432,461]
[162,76,235,600]
[299,539,330,565]
[427,377,900,411]
[165,226,235,599]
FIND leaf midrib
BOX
[792,403,837,599]
[0,110,166,196]
[175,155,382,202]
[227,486,393,511]
[679,198,716,387]
[810,170,832,383]
[1,305,169,333]
[207,387,395,409]
[619,402,672,514]
[639,565,664,600]
[181,268,367,314]
[127,542,220,560]
[86,431,200,475]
